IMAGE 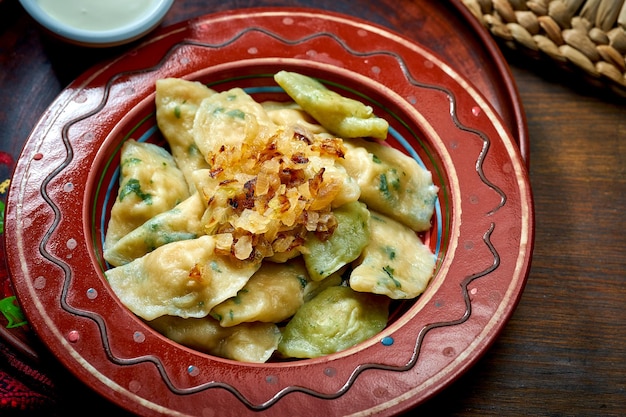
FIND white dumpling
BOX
[192,88,277,161]
[261,100,330,135]
[210,259,310,327]
[104,139,190,250]
[105,235,261,321]
[103,192,206,267]
[155,78,214,192]
[349,211,435,299]
[340,139,438,232]
[148,315,280,363]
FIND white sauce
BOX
[37,0,159,32]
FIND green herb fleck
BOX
[379,173,391,200]
[297,275,308,289]
[119,178,152,204]
[188,143,200,156]
[389,168,401,190]
[210,260,222,273]
[226,109,246,119]
[372,154,382,164]
[233,289,248,305]
[123,157,142,166]
[382,265,401,288]
[383,246,396,260]
[174,105,181,119]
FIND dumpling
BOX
[103,192,206,267]
[340,139,438,232]
[192,88,277,161]
[105,235,261,321]
[104,139,190,250]
[302,269,344,302]
[210,259,310,327]
[155,78,214,192]
[277,285,389,358]
[261,100,326,133]
[148,315,280,363]
[315,159,361,209]
[274,70,388,140]
[302,201,370,281]
[349,211,435,299]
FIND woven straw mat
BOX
[462,0,626,95]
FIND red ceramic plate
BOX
[5,8,534,416]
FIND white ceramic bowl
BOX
[19,0,174,47]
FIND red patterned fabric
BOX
[0,341,57,413]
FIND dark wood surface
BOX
[1,0,625,415]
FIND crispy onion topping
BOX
[199,127,346,261]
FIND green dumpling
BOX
[302,201,370,281]
[277,286,389,358]
[274,71,389,140]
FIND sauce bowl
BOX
[19,0,174,47]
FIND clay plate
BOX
[5,8,534,416]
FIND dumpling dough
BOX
[103,192,206,267]
[210,259,310,327]
[274,70,388,140]
[340,138,438,232]
[192,87,277,160]
[104,139,190,250]
[350,211,435,299]
[277,285,389,358]
[148,315,280,363]
[302,201,370,281]
[105,235,261,321]
[155,78,214,192]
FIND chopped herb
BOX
[383,246,396,260]
[174,105,181,119]
[233,289,248,305]
[123,157,142,166]
[382,265,401,288]
[119,178,152,204]
[389,168,401,190]
[379,173,391,200]
[188,143,200,156]
[226,109,246,119]
[372,154,382,164]
[210,260,222,273]
[297,275,308,289]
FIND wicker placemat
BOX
[462,0,626,96]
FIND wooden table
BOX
[1,0,625,415]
